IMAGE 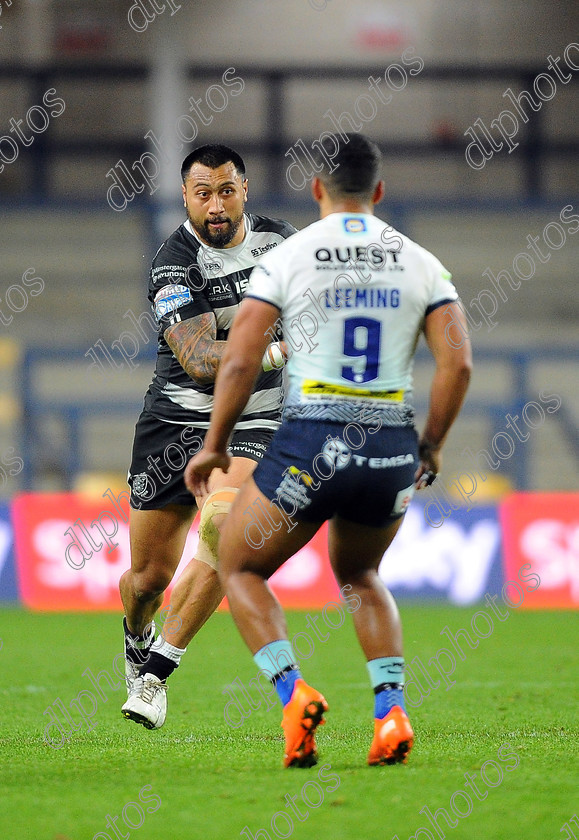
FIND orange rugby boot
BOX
[367,705,414,766]
[281,679,328,768]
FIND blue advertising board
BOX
[379,501,503,604]
[0,503,18,602]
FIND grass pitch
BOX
[0,605,577,840]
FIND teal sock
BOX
[367,656,405,719]
[253,640,301,706]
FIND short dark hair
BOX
[311,133,382,199]
[181,144,246,183]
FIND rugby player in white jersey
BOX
[120,145,295,729]
[185,133,472,767]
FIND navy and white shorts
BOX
[252,417,418,528]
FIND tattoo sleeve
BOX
[164,313,227,385]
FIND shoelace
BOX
[135,677,167,704]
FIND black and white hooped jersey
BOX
[143,212,296,428]
[245,212,459,428]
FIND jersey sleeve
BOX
[424,254,459,316]
[247,213,298,241]
[149,244,212,332]
[244,256,285,310]
[278,221,298,239]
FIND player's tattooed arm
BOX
[164,313,227,385]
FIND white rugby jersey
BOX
[245,212,458,426]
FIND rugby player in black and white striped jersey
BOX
[120,145,296,729]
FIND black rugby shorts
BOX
[128,409,275,509]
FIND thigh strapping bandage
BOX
[196,487,239,569]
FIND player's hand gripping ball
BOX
[262,341,288,371]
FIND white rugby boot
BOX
[121,674,168,730]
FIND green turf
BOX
[0,605,577,840]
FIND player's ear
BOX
[311,176,324,202]
[373,179,385,205]
[181,183,187,207]
[242,178,248,202]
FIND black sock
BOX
[140,651,177,682]
[124,617,154,666]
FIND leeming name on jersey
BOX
[143,212,296,429]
